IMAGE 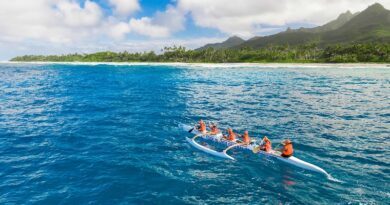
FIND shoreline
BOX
[1,61,389,68]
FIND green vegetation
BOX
[238,3,390,49]
[197,36,245,50]
[10,3,390,64]
[11,43,390,63]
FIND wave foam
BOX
[2,61,389,69]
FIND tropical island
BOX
[11,3,390,63]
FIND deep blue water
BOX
[0,63,389,204]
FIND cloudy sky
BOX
[0,0,389,60]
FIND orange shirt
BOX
[199,122,206,132]
[282,143,294,156]
[228,130,236,141]
[263,141,272,152]
[242,133,250,144]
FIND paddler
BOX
[225,128,236,141]
[209,123,220,135]
[197,119,206,134]
[260,136,272,152]
[278,139,294,158]
[241,130,251,144]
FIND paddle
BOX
[252,139,265,153]
[188,123,202,133]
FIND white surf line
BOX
[1,61,389,69]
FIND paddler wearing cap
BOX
[252,136,272,153]
[278,139,294,158]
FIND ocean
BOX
[0,62,389,204]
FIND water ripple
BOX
[0,64,389,204]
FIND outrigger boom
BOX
[186,135,234,160]
[181,124,336,180]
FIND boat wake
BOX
[326,174,343,183]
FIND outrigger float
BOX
[180,124,338,180]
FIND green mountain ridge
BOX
[321,3,390,44]
[199,3,390,50]
[302,10,359,33]
[196,36,245,50]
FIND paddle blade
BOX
[252,146,260,153]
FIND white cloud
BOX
[56,0,103,27]
[106,21,131,40]
[125,4,186,38]
[177,0,390,37]
[153,5,186,33]
[0,0,103,43]
[0,0,187,57]
[109,0,140,16]
[129,17,171,38]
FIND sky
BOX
[0,0,389,60]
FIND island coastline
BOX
[2,61,389,69]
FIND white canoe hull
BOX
[180,124,329,176]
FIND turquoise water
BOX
[0,63,389,204]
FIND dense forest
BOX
[11,43,390,63]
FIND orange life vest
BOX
[282,143,293,156]
[199,122,206,132]
[228,130,236,141]
[242,133,250,144]
[263,140,271,152]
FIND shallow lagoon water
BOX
[0,63,389,204]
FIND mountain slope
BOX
[239,31,320,48]
[322,3,390,44]
[238,3,390,48]
[199,3,390,50]
[196,36,245,50]
[307,10,358,33]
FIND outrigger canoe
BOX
[180,124,336,180]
